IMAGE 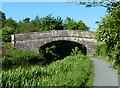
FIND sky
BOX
[1,1,107,31]
[1,0,119,2]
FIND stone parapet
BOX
[13,30,95,41]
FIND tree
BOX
[4,18,17,29]
[2,26,14,42]
[23,17,30,23]
[64,17,78,30]
[31,16,42,32]
[64,17,90,30]
[77,20,90,30]
[34,16,41,23]
[0,11,6,20]
[95,3,120,66]
[69,0,117,7]
[0,11,6,28]
[15,22,36,33]
[40,14,64,31]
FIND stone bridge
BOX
[11,30,97,56]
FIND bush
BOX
[2,52,94,87]
[2,26,15,42]
[94,44,108,57]
[2,43,44,70]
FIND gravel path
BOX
[90,58,118,87]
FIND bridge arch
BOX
[39,40,87,55]
[39,40,87,62]
[11,30,97,56]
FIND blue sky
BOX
[2,2,107,31]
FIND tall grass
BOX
[2,52,94,87]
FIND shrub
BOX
[2,43,44,70]
[94,44,108,57]
[2,26,15,42]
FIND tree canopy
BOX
[64,17,90,30]
[0,11,6,28]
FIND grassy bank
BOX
[2,53,94,87]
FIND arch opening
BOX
[39,40,87,64]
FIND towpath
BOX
[90,58,119,87]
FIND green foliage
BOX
[64,17,90,30]
[77,20,90,30]
[30,16,42,32]
[107,1,120,13]
[0,11,6,21]
[40,14,64,31]
[71,47,82,56]
[4,18,17,29]
[0,28,2,39]
[69,0,119,11]
[23,17,30,23]
[95,2,120,72]
[2,26,15,42]
[0,11,6,28]
[64,17,78,30]
[14,15,64,34]
[2,43,44,70]
[2,53,94,87]
[15,22,37,33]
[94,44,108,57]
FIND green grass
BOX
[2,53,94,87]
[89,55,109,61]
[2,43,45,70]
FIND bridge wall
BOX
[11,30,97,56]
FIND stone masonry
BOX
[11,30,97,56]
